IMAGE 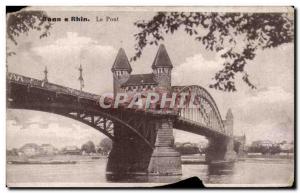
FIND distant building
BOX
[279,141,294,152]
[251,140,273,147]
[62,146,81,155]
[40,144,57,155]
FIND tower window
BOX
[157,68,164,74]
[116,70,127,76]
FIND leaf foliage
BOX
[7,10,52,45]
[133,12,294,91]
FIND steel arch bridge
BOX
[6,72,237,174]
[7,72,230,139]
[7,72,157,150]
[172,85,230,139]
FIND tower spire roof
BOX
[111,48,132,73]
[152,44,173,69]
[226,108,233,120]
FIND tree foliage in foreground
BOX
[133,12,294,91]
[6,10,52,56]
[7,10,52,44]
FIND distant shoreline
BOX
[7,154,108,164]
[7,153,293,165]
[181,153,294,165]
[7,160,77,165]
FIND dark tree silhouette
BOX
[99,138,112,155]
[175,142,200,155]
[7,10,52,44]
[81,141,96,153]
[133,12,294,91]
[6,10,52,56]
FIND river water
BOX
[6,157,294,187]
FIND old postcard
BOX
[6,6,294,188]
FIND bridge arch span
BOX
[172,85,225,134]
[8,102,154,150]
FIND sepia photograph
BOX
[6,6,294,188]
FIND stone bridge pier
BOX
[106,114,181,176]
[147,118,182,175]
[204,108,237,163]
[205,136,237,163]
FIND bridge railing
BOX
[7,72,100,101]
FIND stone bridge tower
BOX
[224,108,234,136]
[152,44,173,90]
[223,109,236,161]
[108,45,181,175]
[111,48,132,96]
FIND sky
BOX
[6,7,294,149]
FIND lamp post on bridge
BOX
[43,66,48,83]
[41,66,48,87]
[78,64,84,92]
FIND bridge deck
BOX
[7,72,232,139]
[7,72,178,117]
[174,117,229,139]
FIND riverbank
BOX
[181,153,294,165]
[7,160,77,165]
[246,153,294,159]
[7,153,294,165]
[7,154,108,164]
[181,154,206,164]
